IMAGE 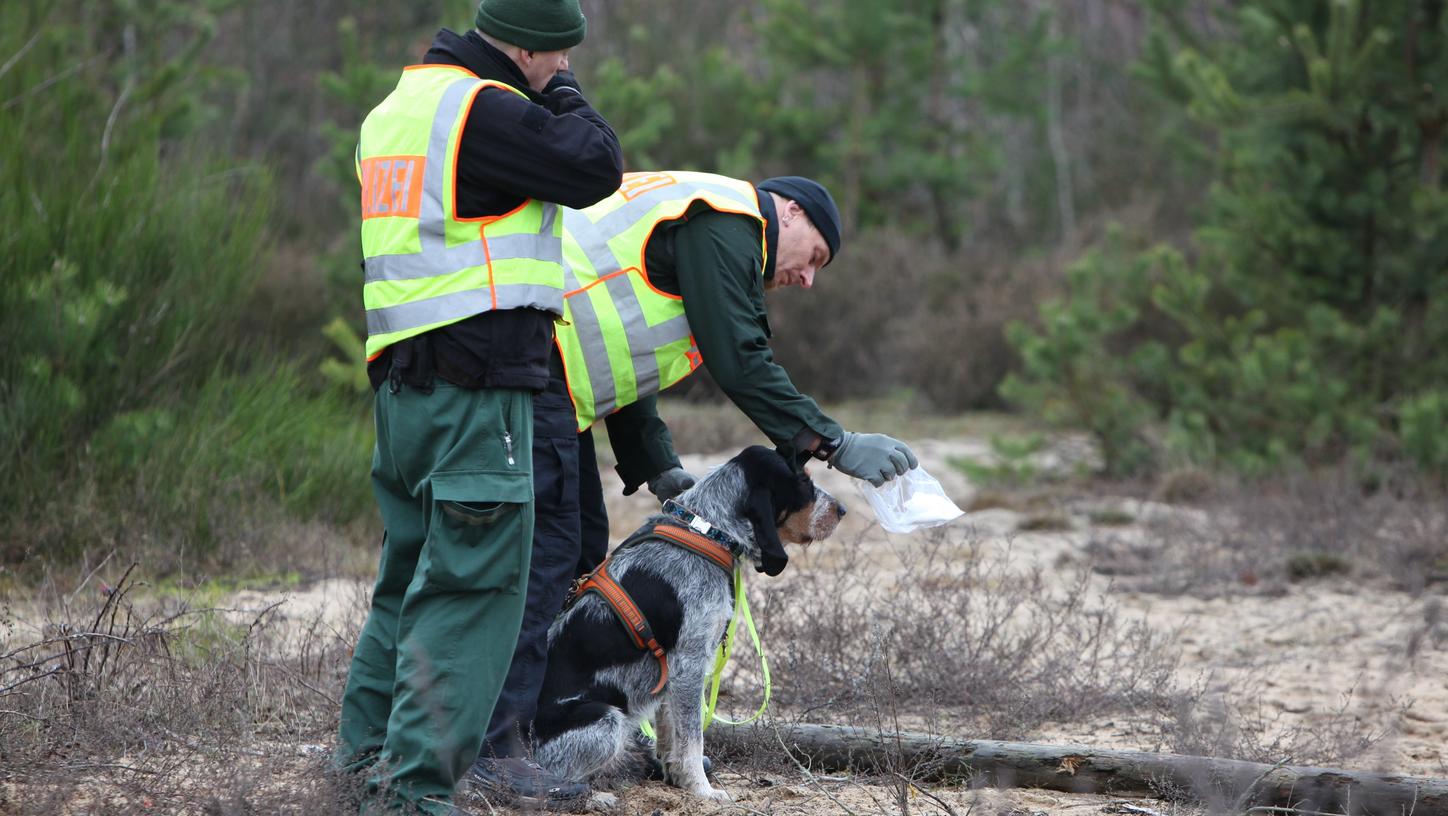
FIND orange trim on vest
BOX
[633,200,763,302]
[565,266,635,297]
[449,82,490,226]
[402,64,478,75]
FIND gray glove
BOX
[829,432,919,487]
[647,467,697,504]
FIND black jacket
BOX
[368,29,624,392]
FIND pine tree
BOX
[1007,0,1448,477]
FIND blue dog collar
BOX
[662,500,745,555]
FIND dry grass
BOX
[712,522,1405,792]
[0,565,364,814]
[750,526,1184,740]
[1086,467,1448,597]
[1157,672,1396,769]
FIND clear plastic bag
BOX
[858,466,964,534]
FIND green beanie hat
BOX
[475,0,586,52]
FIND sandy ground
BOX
[36,437,1437,814]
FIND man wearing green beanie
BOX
[474,0,586,53]
[335,0,619,812]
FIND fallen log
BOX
[709,721,1448,815]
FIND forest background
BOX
[2,0,1446,573]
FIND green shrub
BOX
[1,5,268,497]
[0,5,375,567]
[1400,391,1448,480]
[1285,551,1352,582]
[1088,509,1136,527]
[9,362,373,566]
[1016,513,1074,533]
[1005,0,1448,479]
[1000,231,1162,477]
[949,433,1047,487]
[91,364,373,520]
[320,318,372,394]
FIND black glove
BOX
[544,69,583,98]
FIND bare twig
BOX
[893,773,962,816]
[95,82,132,164]
[264,662,341,708]
[88,563,138,684]
[773,727,861,816]
[159,727,269,758]
[87,563,137,637]
[0,708,50,723]
[0,667,65,697]
[1,56,101,110]
[1231,756,1294,814]
[244,599,288,641]
[86,24,136,196]
[64,549,117,610]
[0,29,43,81]
[60,762,161,776]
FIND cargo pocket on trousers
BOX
[427,470,533,593]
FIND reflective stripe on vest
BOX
[358,66,565,359]
[557,172,766,430]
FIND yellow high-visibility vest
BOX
[357,65,565,360]
[557,171,766,430]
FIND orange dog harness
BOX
[569,521,736,695]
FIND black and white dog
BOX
[531,446,846,804]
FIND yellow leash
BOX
[703,564,770,729]
[639,564,771,738]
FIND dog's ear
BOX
[744,485,789,576]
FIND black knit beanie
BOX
[757,176,843,265]
[475,0,586,52]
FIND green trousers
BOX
[336,382,534,814]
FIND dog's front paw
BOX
[693,785,732,802]
[665,760,728,801]
[586,791,620,812]
[661,762,690,789]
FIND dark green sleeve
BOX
[673,211,844,453]
[604,394,681,495]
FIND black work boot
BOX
[465,757,590,808]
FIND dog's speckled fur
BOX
[531,447,845,802]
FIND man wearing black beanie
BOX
[574,170,918,513]
[554,169,918,550]
[588,172,916,489]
